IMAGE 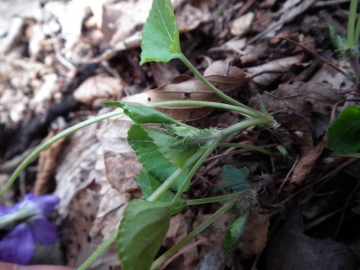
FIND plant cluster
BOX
[0,0,359,269]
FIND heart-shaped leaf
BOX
[327,106,360,153]
[213,165,250,193]
[128,124,189,191]
[140,0,182,65]
[224,210,249,259]
[117,199,172,270]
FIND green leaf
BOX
[224,210,249,259]
[163,124,219,151]
[328,24,345,50]
[117,199,172,270]
[327,106,360,153]
[213,165,250,193]
[140,0,182,65]
[104,101,178,125]
[128,124,188,190]
[135,168,185,214]
[146,127,197,166]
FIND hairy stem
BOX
[219,118,273,139]
[0,110,123,198]
[185,192,241,205]
[147,147,207,201]
[173,139,220,203]
[150,100,265,119]
[348,0,358,46]
[329,152,360,159]
[218,143,279,159]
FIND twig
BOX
[280,37,349,78]
[277,157,299,194]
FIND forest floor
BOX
[1,0,360,269]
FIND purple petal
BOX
[0,205,13,216]
[30,218,57,245]
[23,193,60,216]
[0,223,35,265]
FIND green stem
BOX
[348,0,358,46]
[179,54,249,109]
[218,143,279,159]
[172,118,273,204]
[0,110,123,199]
[219,118,273,139]
[77,229,118,270]
[174,140,220,203]
[1,100,270,199]
[147,147,207,202]
[185,192,241,205]
[150,201,237,270]
[354,17,360,49]
[150,100,265,119]
[329,152,360,159]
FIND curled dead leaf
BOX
[245,55,303,85]
[73,74,122,105]
[123,61,248,121]
[249,81,342,116]
[34,128,66,195]
[289,138,326,186]
[176,4,210,33]
[230,12,254,36]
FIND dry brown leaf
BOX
[194,207,270,257]
[101,0,186,46]
[65,185,101,267]
[96,114,141,194]
[34,129,66,195]
[249,81,342,116]
[236,207,271,255]
[0,87,28,127]
[245,55,303,85]
[240,42,269,64]
[191,0,216,9]
[150,62,180,87]
[164,213,191,248]
[248,0,317,44]
[176,4,209,33]
[30,73,58,109]
[310,58,352,89]
[289,138,326,186]
[123,61,247,121]
[101,0,152,45]
[252,10,275,33]
[73,74,122,105]
[230,12,254,36]
[54,122,101,218]
[250,82,343,153]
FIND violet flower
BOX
[0,193,60,265]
